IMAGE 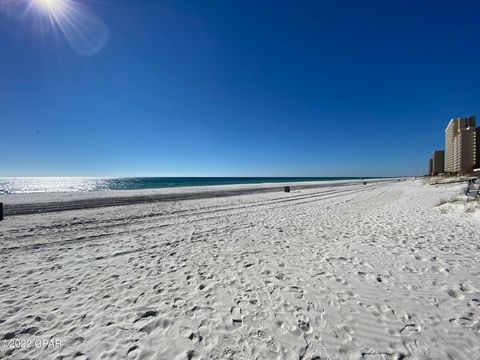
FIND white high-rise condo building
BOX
[444,115,476,174]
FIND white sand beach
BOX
[0,179,479,360]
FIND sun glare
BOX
[31,0,66,13]
[24,0,109,55]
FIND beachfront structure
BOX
[476,127,480,170]
[452,126,476,174]
[428,158,433,176]
[432,150,444,175]
[444,115,477,174]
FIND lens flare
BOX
[32,0,66,13]
[1,0,109,56]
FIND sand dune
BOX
[0,180,479,359]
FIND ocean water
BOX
[0,177,370,194]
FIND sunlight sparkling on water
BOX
[0,177,109,194]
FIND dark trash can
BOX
[284,186,290,193]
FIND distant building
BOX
[428,158,433,176]
[476,127,480,170]
[445,115,477,174]
[432,150,444,175]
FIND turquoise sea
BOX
[0,177,373,194]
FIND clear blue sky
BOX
[1,0,479,177]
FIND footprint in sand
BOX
[231,306,243,327]
[254,329,265,338]
[288,286,304,299]
[456,316,474,328]
[134,310,158,323]
[446,288,465,300]
[459,283,477,294]
[222,347,236,358]
[188,331,203,342]
[127,345,140,359]
[399,324,421,336]
[266,339,279,352]
[3,331,15,340]
[275,272,285,280]
[186,305,201,317]
[73,351,88,360]
[336,290,354,302]
[256,329,279,354]
[296,314,311,332]
[65,286,79,294]
[207,349,221,360]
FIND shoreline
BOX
[0,176,391,196]
[1,178,397,215]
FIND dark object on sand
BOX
[284,186,290,193]
[363,182,367,185]
[465,178,480,198]
[0,203,3,221]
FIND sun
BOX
[31,0,67,14]
[20,0,109,55]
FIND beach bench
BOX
[465,178,480,199]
